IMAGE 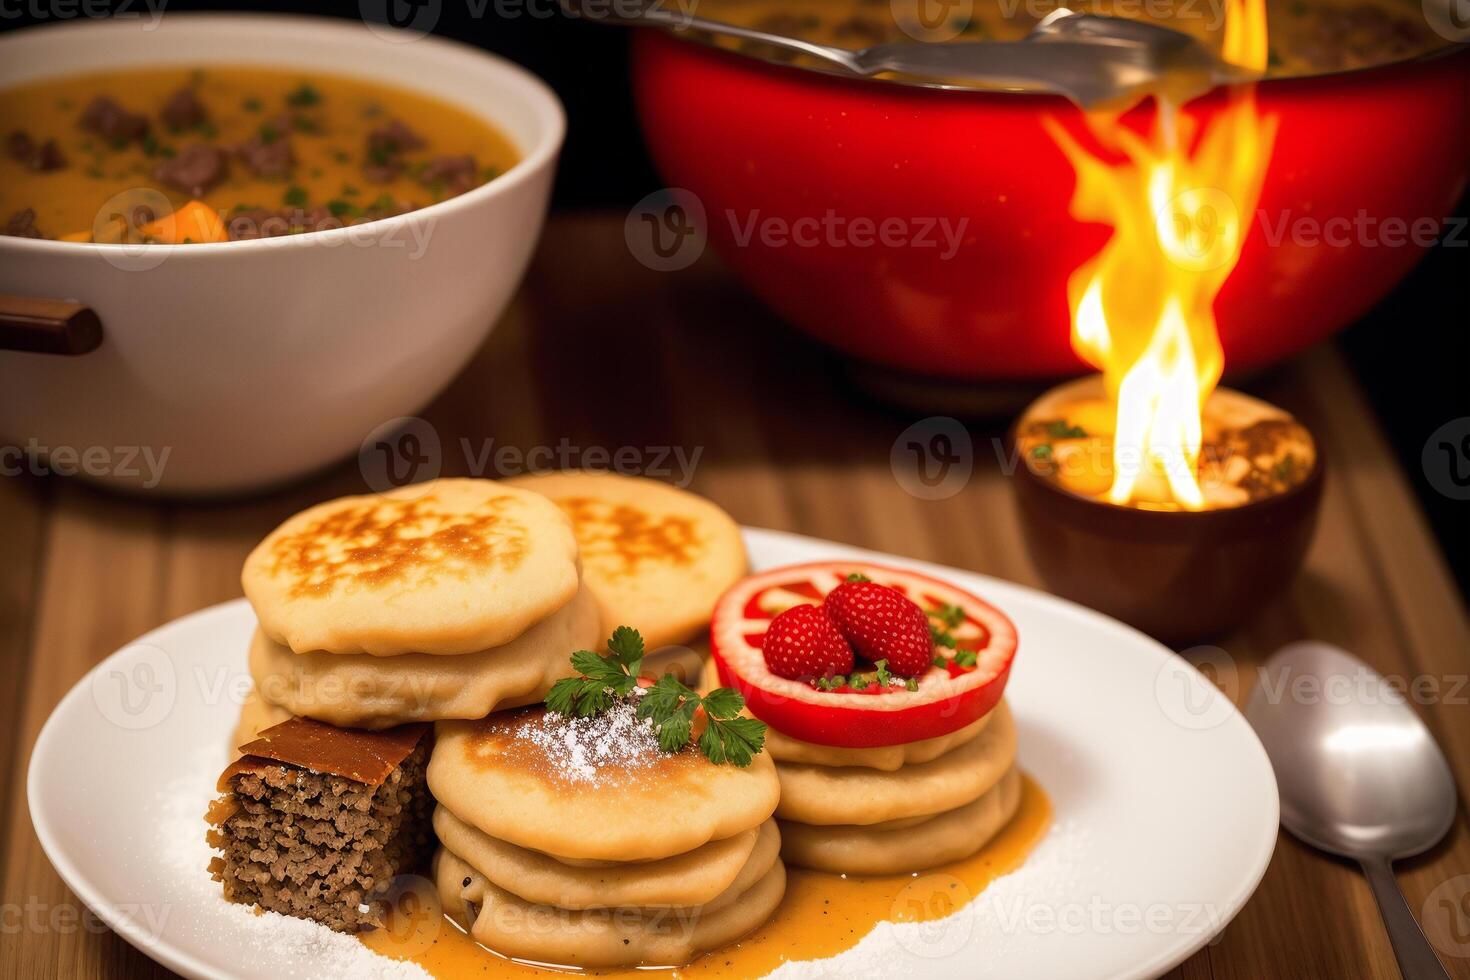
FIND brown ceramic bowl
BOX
[1010,387,1324,646]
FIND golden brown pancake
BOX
[429,703,779,863]
[779,766,1023,874]
[435,847,787,969]
[774,701,1016,826]
[503,472,746,650]
[764,701,994,771]
[434,807,780,911]
[242,479,580,656]
[248,581,600,729]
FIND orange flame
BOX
[1048,0,1276,509]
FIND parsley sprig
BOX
[543,627,767,767]
[637,676,767,767]
[544,625,645,718]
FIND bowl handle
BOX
[0,293,103,355]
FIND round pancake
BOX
[779,766,1023,874]
[435,807,779,911]
[774,701,1016,826]
[502,472,746,650]
[231,686,290,753]
[249,581,600,729]
[430,704,779,862]
[764,702,994,771]
[436,847,786,969]
[243,479,580,656]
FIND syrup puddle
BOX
[364,774,1051,978]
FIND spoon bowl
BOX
[567,1,1244,108]
[1247,641,1456,978]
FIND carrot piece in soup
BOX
[140,199,228,244]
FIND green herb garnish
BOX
[845,572,871,583]
[544,628,767,766]
[954,648,979,669]
[287,83,321,107]
[283,185,308,207]
[930,624,958,648]
[637,674,767,766]
[928,602,966,649]
[544,626,645,718]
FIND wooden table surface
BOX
[2,213,1467,979]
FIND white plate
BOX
[29,527,1278,980]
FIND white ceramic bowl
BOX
[0,14,564,494]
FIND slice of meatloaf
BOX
[207,716,433,932]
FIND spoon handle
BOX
[1359,857,1450,980]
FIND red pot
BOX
[632,32,1469,380]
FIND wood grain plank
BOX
[0,472,49,894]
[0,482,172,979]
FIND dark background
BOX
[2,0,1465,591]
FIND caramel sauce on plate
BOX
[363,774,1051,978]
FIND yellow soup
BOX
[1,66,519,243]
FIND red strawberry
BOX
[824,579,933,677]
[762,604,854,681]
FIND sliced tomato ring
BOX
[709,561,1017,748]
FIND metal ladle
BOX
[565,3,1254,108]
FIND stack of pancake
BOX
[219,472,767,960]
[429,704,784,968]
[237,478,600,739]
[770,701,1021,874]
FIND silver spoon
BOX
[1246,642,1456,980]
[565,3,1253,108]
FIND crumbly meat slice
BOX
[207,738,432,932]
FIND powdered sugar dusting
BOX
[514,695,666,785]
